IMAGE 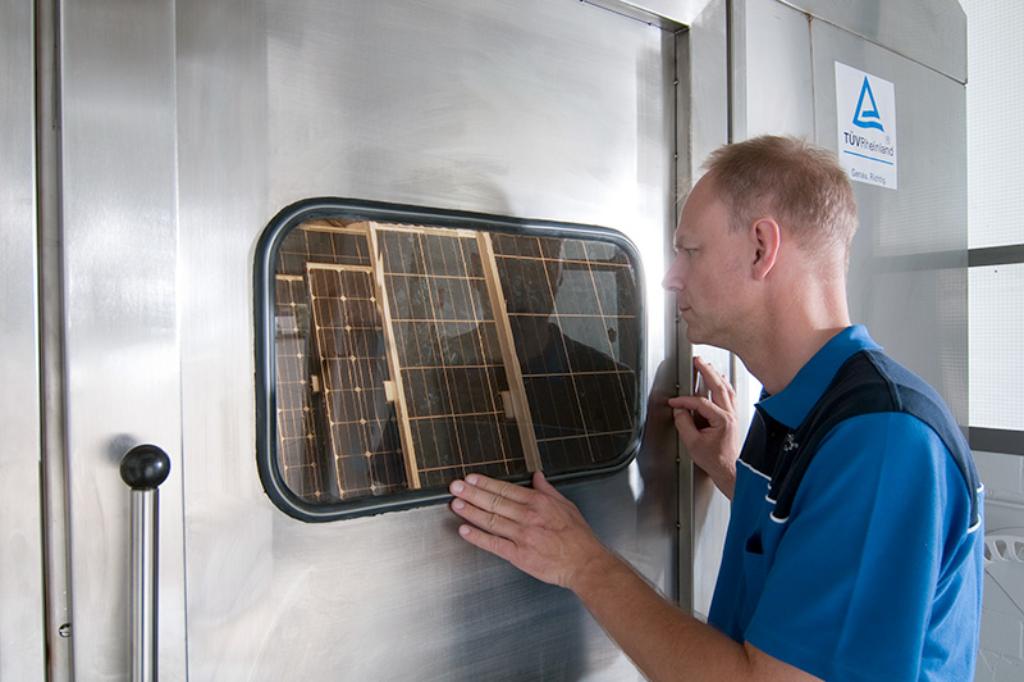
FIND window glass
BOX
[261,213,642,512]
[965,0,1024,249]
[969,263,1024,430]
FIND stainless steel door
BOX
[0,1,46,679]
[60,0,682,679]
[60,0,188,678]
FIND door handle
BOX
[119,444,170,682]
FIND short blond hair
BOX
[704,136,858,260]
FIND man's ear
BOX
[750,218,781,280]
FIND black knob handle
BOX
[119,444,171,490]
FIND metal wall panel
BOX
[779,0,966,83]
[679,0,732,620]
[730,0,966,424]
[732,0,815,140]
[0,1,46,679]
[176,0,676,678]
[60,0,187,678]
[810,20,968,424]
[585,0,716,26]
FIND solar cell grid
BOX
[271,220,641,505]
[491,233,541,258]
[491,234,639,472]
[377,228,525,483]
[308,264,407,497]
[391,321,440,367]
[578,241,638,441]
[439,321,502,366]
[274,276,324,501]
[277,224,371,276]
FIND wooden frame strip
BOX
[364,221,422,489]
[304,269,349,498]
[375,222,478,239]
[477,232,543,472]
[490,253,633,268]
[298,221,370,235]
[305,262,373,275]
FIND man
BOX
[448,136,983,681]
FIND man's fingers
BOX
[451,498,522,541]
[667,395,700,408]
[695,357,734,411]
[693,356,732,410]
[668,395,727,426]
[532,471,565,497]
[672,406,700,441]
[457,524,518,563]
[464,472,533,504]
[450,477,528,521]
[532,471,554,494]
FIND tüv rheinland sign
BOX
[835,62,897,190]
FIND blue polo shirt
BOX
[707,326,984,681]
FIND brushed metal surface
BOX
[810,19,968,425]
[778,0,966,83]
[46,0,969,677]
[678,0,732,620]
[0,1,46,679]
[731,0,815,140]
[595,0,724,25]
[730,3,968,423]
[129,490,158,682]
[60,0,188,679]
[686,0,729,178]
[37,0,75,676]
[175,0,676,678]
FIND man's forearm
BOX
[570,549,754,681]
[448,473,818,681]
[710,463,736,500]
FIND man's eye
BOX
[683,248,698,256]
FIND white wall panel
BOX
[964,0,1024,250]
[970,265,1024,430]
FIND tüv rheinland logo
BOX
[852,76,884,132]
[835,62,897,190]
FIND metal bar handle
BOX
[119,444,171,682]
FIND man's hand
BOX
[668,356,743,499]
[449,466,822,682]
[449,471,611,590]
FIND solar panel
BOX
[490,235,639,472]
[374,226,529,488]
[307,262,408,498]
[277,220,371,275]
[274,274,325,501]
[272,220,640,503]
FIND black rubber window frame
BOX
[255,198,647,522]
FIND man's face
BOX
[662,175,752,348]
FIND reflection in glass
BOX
[272,220,640,504]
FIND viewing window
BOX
[256,202,643,519]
